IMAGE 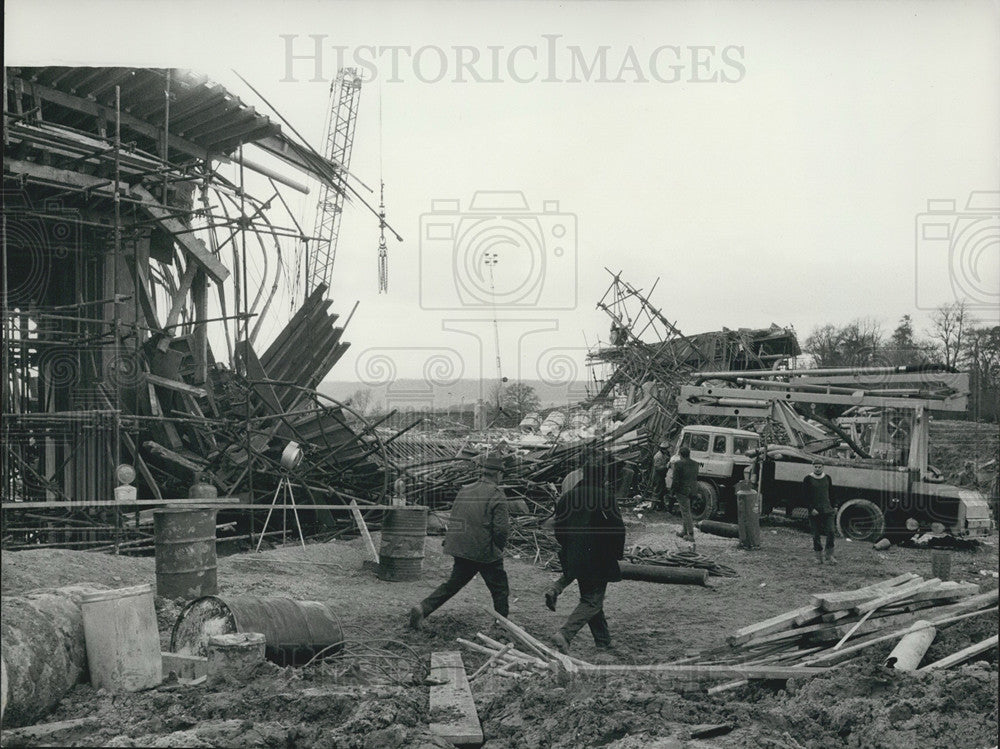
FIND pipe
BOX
[697,520,741,539]
[883,620,936,671]
[229,153,310,194]
[696,363,956,382]
[0,585,107,727]
[618,562,708,586]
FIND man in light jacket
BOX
[409,454,510,629]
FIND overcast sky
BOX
[6,0,999,394]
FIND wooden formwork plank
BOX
[429,651,483,747]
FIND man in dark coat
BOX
[649,441,671,510]
[551,456,626,653]
[803,460,836,565]
[409,454,510,629]
[670,446,700,541]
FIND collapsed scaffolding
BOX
[587,268,802,442]
[2,67,398,552]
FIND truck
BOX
[667,365,995,541]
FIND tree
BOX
[839,317,884,366]
[962,324,1000,421]
[928,301,968,368]
[884,314,931,366]
[348,387,373,416]
[804,324,844,367]
[488,381,541,426]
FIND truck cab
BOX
[665,425,761,520]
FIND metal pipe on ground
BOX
[698,520,741,539]
[619,562,709,586]
[0,585,107,727]
[884,620,937,671]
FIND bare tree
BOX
[928,301,968,368]
[348,387,373,416]
[804,324,843,367]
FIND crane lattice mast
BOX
[306,67,362,295]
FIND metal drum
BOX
[153,508,218,600]
[170,596,343,666]
[378,506,428,582]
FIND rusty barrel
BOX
[378,506,428,582]
[153,507,218,600]
[170,596,343,666]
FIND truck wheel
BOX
[691,482,718,523]
[836,499,885,542]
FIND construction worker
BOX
[543,452,589,611]
[803,460,836,564]
[408,454,510,629]
[649,441,671,510]
[670,446,700,541]
[551,451,626,653]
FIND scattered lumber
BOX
[428,652,483,747]
[710,574,995,679]
[919,635,999,671]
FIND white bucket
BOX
[80,584,162,692]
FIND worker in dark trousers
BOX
[551,452,626,653]
[803,460,836,565]
[408,454,510,628]
[649,441,671,510]
[543,457,588,611]
[670,446,700,541]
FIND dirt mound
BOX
[1,549,153,596]
[733,660,998,749]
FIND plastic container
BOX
[80,584,162,692]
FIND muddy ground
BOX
[1,511,997,748]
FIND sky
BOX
[6,0,999,397]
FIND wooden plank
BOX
[813,574,923,611]
[131,185,229,283]
[162,260,199,334]
[349,499,379,563]
[573,664,830,680]
[5,158,129,195]
[919,635,999,671]
[729,605,821,646]
[146,373,208,398]
[429,652,483,747]
[854,579,942,615]
[235,340,283,414]
[0,717,97,741]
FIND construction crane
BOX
[306,67,363,295]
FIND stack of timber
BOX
[689,573,998,693]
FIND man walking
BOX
[803,460,836,564]
[543,456,587,611]
[649,441,671,510]
[409,454,510,628]
[670,446,700,541]
[551,452,626,653]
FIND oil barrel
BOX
[170,596,343,666]
[153,507,218,599]
[378,506,427,582]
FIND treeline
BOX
[803,302,999,422]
